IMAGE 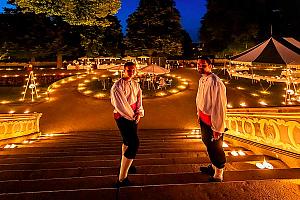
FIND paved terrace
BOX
[0,68,259,133]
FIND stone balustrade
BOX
[0,113,42,141]
[226,107,300,155]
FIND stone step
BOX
[118,179,300,200]
[39,131,195,139]
[8,142,204,152]
[0,160,286,181]
[0,155,275,170]
[46,130,191,137]
[0,169,298,194]
[18,140,203,148]
[35,137,192,143]
[36,133,203,141]
[1,179,298,200]
[0,146,212,157]
[0,150,253,164]
[0,188,116,200]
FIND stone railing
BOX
[0,113,42,141]
[226,107,300,155]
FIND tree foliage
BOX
[199,0,300,56]
[0,12,80,62]
[13,0,121,26]
[79,15,123,57]
[125,0,185,57]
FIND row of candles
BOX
[220,78,300,107]
[0,72,90,104]
[77,73,189,98]
[3,133,55,149]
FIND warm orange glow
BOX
[259,101,268,106]
[260,91,270,95]
[238,150,246,156]
[222,142,229,148]
[177,85,186,89]
[256,158,273,169]
[1,100,10,104]
[227,104,233,108]
[95,93,106,98]
[231,151,239,156]
[169,89,179,94]
[83,90,92,94]
[240,102,247,107]
[78,87,86,91]
[156,92,167,96]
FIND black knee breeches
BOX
[116,117,139,159]
[200,120,226,169]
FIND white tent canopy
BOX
[140,65,170,75]
[231,37,300,68]
[283,37,300,49]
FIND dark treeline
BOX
[200,0,300,56]
[0,6,123,65]
[3,0,299,61]
[0,0,197,65]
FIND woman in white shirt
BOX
[111,62,144,187]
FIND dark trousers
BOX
[200,120,226,169]
[115,117,139,159]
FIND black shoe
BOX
[114,177,132,188]
[200,164,215,176]
[208,176,223,182]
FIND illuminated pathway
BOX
[0,68,258,133]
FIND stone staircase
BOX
[0,130,299,200]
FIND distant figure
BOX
[158,77,166,89]
[196,57,227,182]
[25,64,33,71]
[111,62,144,187]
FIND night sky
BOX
[0,0,206,42]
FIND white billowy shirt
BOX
[196,73,227,133]
[111,78,144,121]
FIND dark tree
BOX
[125,0,185,57]
[182,30,194,59]
[79,16,123,57]
[13,0,121,26]
[0,12,81,66]
[199,0,300,56]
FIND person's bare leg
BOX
[213,165,224,180]
[122,144,128,155]
[118,155,133,181]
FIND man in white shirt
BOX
[111,62,144,187]
[196,57,227,182]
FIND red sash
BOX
[114,103,137,119]
[199,111,212,126]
